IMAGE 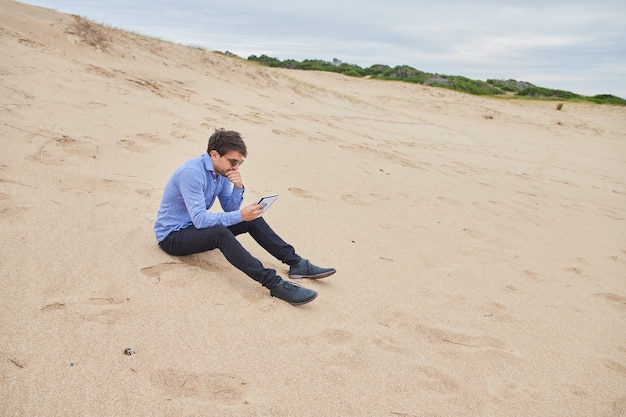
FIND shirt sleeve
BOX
[217,181,245,212]
[178,168,242,228]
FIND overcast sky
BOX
[23,0,626,98]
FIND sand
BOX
[1,1,625,416]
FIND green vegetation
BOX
[246,54,625,105]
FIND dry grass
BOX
[68,15,112,51]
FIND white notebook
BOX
[257,194,278,215]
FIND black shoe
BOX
[270,280,318,306]
[288,259,336,279]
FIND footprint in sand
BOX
[414,366,459,392]
[412,323,507,350]
[482,301,517,323]
[151,368,249,404]
[321,328,354,346]
[594,292,626,311]
[180,255,224,273]
[522,269,544,283]
[118,138,148,153]
[141,261,185,277]
[436,196,462,206]
[135,132,168,145]
[141,259,222,287]
[78,297,129,324]
[58,176,132,199]
[135,188,154,198]
[272,128,304,138]
[118,133,168,153]
[340,193,365,205]
[598,207,625,221]
[0,204,31,219]
[28,135,99,165]
[373,336,409,354]
[0,178,35,218]
[141,261,194,287]
[41,298,129,324]
[563,266,584,275]
[565,384,589,398]
[288,187,320,200]
[600,359,626,376]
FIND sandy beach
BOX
[1,1,625,415]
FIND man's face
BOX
[210,150,244,176]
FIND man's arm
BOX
[217,181,245,213]
[217,173,264,221]
[179,168,242,228]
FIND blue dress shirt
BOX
[154,153,244,242]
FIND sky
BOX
[22,0,626,98]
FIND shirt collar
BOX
[201,153,216,175]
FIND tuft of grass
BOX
[68,15,112,51]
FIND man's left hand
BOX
[226,171,244,189]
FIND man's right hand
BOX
[240,203,264,221]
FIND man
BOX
[154,129,335,306]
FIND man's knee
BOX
[211,225,233,239]
[248,217,268,230]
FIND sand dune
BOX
[1,0,625,415]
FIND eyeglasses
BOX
[226,157,244,167]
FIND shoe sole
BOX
[288,269,336,280]
[288,292,318,306]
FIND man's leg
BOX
[159,225,281,289]
[227,217,301,266]
[228,218,336,279]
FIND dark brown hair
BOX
[207,129,247,157]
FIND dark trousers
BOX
[158,217,300,289]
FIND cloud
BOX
[22,0,626,97]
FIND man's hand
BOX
[240,203,264,221]
[226,170,243,189]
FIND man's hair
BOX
[207,129,247,157]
